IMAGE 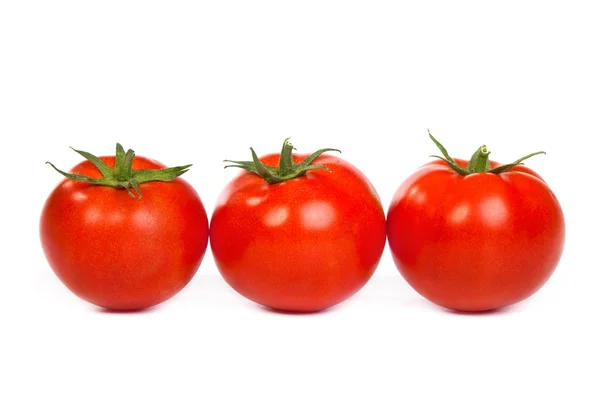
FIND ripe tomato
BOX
[210,139,386,312]
[40,144,209,310]
[387,133,565,312]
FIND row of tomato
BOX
[40,133,565,313]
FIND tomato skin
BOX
[387,158,565,311]
[40,156,209,310]
[210,153,386,312]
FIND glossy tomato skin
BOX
[387,158,565,312]
[210,153,386,312]
[40,156,209,310]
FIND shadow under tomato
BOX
[94,305,159,314]
[438,303,522,316]
[257,304,340,316]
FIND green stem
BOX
[115,149,135,181]
[278,137,295,176]
[224,138,340,184]
[466,145,492,173]
[47,143,192,200]
[428,130,545,175]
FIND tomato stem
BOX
[466,145,492,173]
[114,146,136,182]
[278,138,296,176]
[224,138,340,184]
[428,130,546,175]
[46,143,192,200]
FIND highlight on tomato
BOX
[40,144,209,310]
[210,138,387,312]
[387,132,565,312]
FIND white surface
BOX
[1,1,598,399]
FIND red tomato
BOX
[210,148,386,312]
[387,148,565,312]
[40,153,209,310]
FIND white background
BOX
[1,1,598,399]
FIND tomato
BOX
[40,144,209,310]
[210,139,386,312]
[387,133,565,312]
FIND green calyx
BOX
[224,137,340,184]
[47,143,191,200]
[428,130,546,175]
